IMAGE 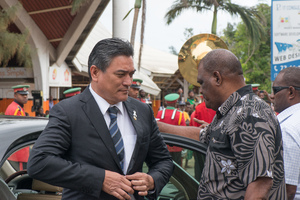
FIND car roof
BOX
[0,116,48,165]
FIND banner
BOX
[49,63,72,87]
[0,68,33,78]
[271,0,300,81]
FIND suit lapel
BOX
[79,88,122,171]
[123,98,143,173]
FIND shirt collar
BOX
[277,102,300,123]
[14,99,23,108]
[89,85,124,116]
[217,85,252,118]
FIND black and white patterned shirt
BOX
[198,85,287,200]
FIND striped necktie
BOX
[108,106,125,171]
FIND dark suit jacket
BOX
[27,88,174,200]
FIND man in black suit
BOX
[27,38,174,200]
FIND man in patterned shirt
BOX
[158,49,287,199]
[270,67,300,200]
[196,49,286,199]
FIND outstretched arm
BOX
[157,121,201,141]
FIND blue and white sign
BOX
[271,0,300,81]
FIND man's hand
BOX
[102,170,134,200]
[126,172,154,196]
[193,118,209,128]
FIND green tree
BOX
[165,0,266,49]
[0,3,31,68]
[221,3,271,92]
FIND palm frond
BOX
[165,0,211,25]
[223,3,266,49]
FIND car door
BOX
[143,132,207,200]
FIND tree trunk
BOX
[130,8,140,47]
[138,0,146,71]
[211,5,218,34]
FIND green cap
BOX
[131,78,143,89]
[12,85,30,95]
[251,83,260,91]
[63,87,81,97]
[164,93,180,103]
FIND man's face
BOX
[129,87,139,99]
[92,55,135,105]
[185,104,192,113]
[188,91,194,98]
[179,105,185,111]
[139,90,146,98]
[258,92,265,99]
[197,63,220,111]
[15,93,28,105]
[177,88,183,94]
[270,73,289,113]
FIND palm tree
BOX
[130,0,142,47]
[137,0,146,71]
[165,0,266,48]
[124,0,146,71]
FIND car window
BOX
[7,146,31,172]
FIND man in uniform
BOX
[5,85,30,170]
[156,93,186,166]
[5,85,29,116]
[128,78,142,99]
[251,83,260,95]
[63,87,82,98]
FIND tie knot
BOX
[108,106,119,117]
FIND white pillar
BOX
[184,79,189,100]
[112,0,130,40]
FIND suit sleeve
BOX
[27,102,104,198]
[144,104,174,198]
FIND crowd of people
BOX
[3,37,300,200]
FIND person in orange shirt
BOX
[157,93,186,166]
[5,85,30,170]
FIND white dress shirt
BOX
[277,103,300,199]
[89,85,137,174]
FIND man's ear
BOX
[289,86,296,99]
[90,65,100,81]
[213,71,222,85]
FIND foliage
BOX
[71,0,92,15]
[0,3,32,68]
[183,27,194,40]
[165,0,266,49]
[221,3,271,92]
[169,46,178,55]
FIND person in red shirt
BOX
[5,85,30,170]
[63,87,82,98]
[157,93,186,166]
[5,85,29,116]
[128,78,142,99]
[193,100,216,127]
